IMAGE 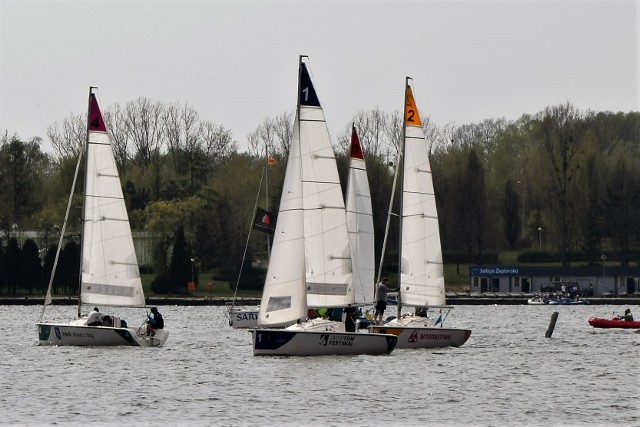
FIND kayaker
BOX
[617,308,634,321]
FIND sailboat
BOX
[226,164,272,329]
[251,56,397,356]
[370,78,471,349]
[36,87,169,347]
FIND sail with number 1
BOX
[251,56,397,356]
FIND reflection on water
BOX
[2,304,638,425]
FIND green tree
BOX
[501,179,521,250]
[21,239,42,294]
[59,240,80,294]
[168,226,192,294]
[141,195,207,273]
[537,102,586,265]
[0,136,51,228]
[0,241,5,293]
[42,244,58,295]
[5,237,21,294]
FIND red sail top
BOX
[88,93,107,132]
[350,125,364,160]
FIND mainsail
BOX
[79,93,146,308]
[346,125,375,305]
[257,58,354,327]
[399,83,446,308]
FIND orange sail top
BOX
[404,86,422,127]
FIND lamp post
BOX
[538,227,542,249]
[601,253,607,295]
[190,258,195,284]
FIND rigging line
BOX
[40,148,84,322]
[230,165,266,305]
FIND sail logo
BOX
[320,334,329,346]
[408,330,418,343]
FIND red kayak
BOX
[588,317,640,329]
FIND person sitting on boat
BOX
[374,277,392,324]
[86,307,102,326]
[623,309,634,321]
[415,306,428,318]
[101,314,113,327]
[146,307,164,336]
[344,306,357,332]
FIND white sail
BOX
[257,113,307,327]
[399,84,446,307]
[80,94,146,307]
[299,75,353,309]
[257,59,353,327]
[346,126,375,305]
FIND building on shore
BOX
[469,265,640,297]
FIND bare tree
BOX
[46,114,85,160]
[248,113,292,159]
[125,97,168,198]
[104,103,130,172]
[200,121,236,165]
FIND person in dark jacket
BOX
[146,307,164,336]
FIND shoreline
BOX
[4,295,639,306]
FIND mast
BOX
[396,77,411,318]
[265,143,271,259]
[77,87,95,317]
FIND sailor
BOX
[623,308,634,321]
[86,307,102,326]
[374,277,391,323]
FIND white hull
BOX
[36,321,169,347]
[227,306,259,329]
[370,323,470,349]
[252,329,397,356]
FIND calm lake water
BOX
[1,304,638,426]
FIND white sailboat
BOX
[370,78,471,349]
[36,87,169,347]
[251,56,397,356]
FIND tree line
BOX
[1,99,639,294]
